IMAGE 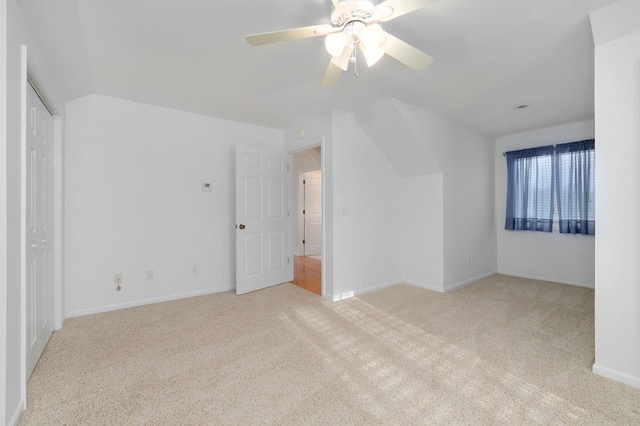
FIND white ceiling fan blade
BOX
[314,26,344,36]
[373,0,436,22]
[380,31,433,71]
[322,61,342,87]
[246,24,334,46]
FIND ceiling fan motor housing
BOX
[331,0,377,27]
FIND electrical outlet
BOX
[115,273,122,292]
[191,265,198,275]
[466,257,471,266]
[146,270,154,280]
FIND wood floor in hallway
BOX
[292,255,321,295]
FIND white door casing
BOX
[236,144,293,295]
[25,81,55,379]
[303,170,322,256]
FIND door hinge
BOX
[303,209,305,214]
[303,239,305,244]
[288,258,290,263]
[287,165,290,171]
[303,179,306,184]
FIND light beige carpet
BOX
[19,275,640,425]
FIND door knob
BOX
[238,224,246,230]
[30,244,37,249]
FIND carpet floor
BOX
[19,274,640,425]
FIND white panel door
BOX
[303,170,322,256]
[25,82,55,378]
[236,144,292,295]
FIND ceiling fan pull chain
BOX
[352,45,359,79]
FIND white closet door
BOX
[25,82,55,379]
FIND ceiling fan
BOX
[246,0,436,86]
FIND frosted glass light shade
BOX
[358,24,385,66]
[358,24,384,49]
[360,44,385,67]
[325,32,351,57]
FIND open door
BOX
[236,144,293,295]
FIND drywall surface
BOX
[399,174,444,291]
[495,120,596,287]
[64,94,283,317]
[395,100,497,290]
[591,0,640,389]
[331,109,405,299]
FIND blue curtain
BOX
[555,139,595,235]
[505,146,555,232]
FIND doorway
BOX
[291,147,322,295]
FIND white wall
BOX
[285,109,452,298]
[64,94,283,317]
[399,174,444,290]
[395,100,497,291]
[1,1,8,420]
[495,120,596,288]
[2,0,67,423]
[591,0,640,389]
[331,109,405,299]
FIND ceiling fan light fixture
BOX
[360,44,385,67]
[357,24,385,66]
[331,44,355,71]
[358,24,383,48]
[325,31,351,57]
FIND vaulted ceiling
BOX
[17,0,617,136]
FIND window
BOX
[505,145,555,232]
[505,140,595,235]
[555,140,595,235]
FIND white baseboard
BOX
[65,285,234,318]
[444,271,498,293]
[330,273,502,301]
[593,363,640,389]
[8,400,25,426]
[497,270,594,289]
[402,279,445,293]
[332,279,403,301]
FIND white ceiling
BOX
[18,0,617,137]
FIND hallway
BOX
[291,256,321,295]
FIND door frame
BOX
[20,45,65,407]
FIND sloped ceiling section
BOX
[351,98,441,177]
